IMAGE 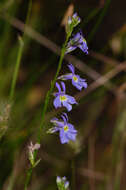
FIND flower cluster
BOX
[66,13,81,35]
[49,13,88,144]
[66,30,88,54]
[28,142,41,167]
[56,176,69,190]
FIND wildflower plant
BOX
[24,12,88,190]
[48,12,88,149]
[56,176,69,190]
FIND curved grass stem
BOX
[9,0,32,101]
[9,37,23,101]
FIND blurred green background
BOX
[0,0,126,189]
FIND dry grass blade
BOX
[90,50,119,66]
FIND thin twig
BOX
[90,50,119,66]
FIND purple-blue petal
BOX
[54,92,61,97]
[53,96,61,109]
[50,117,58,122]
[73,12,78,18]
[65,46,77,54]
[59,129,69,144]
[68,64,75,74]
[73,32,81,42]
[66,124,77,141]
[64,181,69,189]
[68,123,77,133]
[51,119,64,128]
[55,82,61,93]
[78,42,88,54]
[62,112,68,122]
[81,81,88,88]
[61,114,67,124]
[62,101,72,112]
[58,74,73,80]
[61,81,66,93]
[66,95,77,105]
[50,127,60,133]
[72,79,82,90]
[78,79,88,88]
[66,131,77,141]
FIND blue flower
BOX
[66,30,88,54]
[53,82,77,111]
[50,113,77,144]
[56,176,69,190]
[58,64,87,91]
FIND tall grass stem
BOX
[88,0,111,43]
[9,37,23,101]
[9,0,32,101]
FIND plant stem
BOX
[9,37,23,101]
[37,35,69,143]
[24,167,33,190]
[111,107,126,190]
[88,0,111,43]
[9,0,32,101]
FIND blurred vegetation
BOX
[0,0,126,190]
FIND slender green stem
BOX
[24,167,33,190]
[82,8,100,28]
[88,0,111,43]
[9,0,32,101]
[108,103,126,189]
[9,37,23,101]
[23,0,32,41]
[37,35,69,143]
